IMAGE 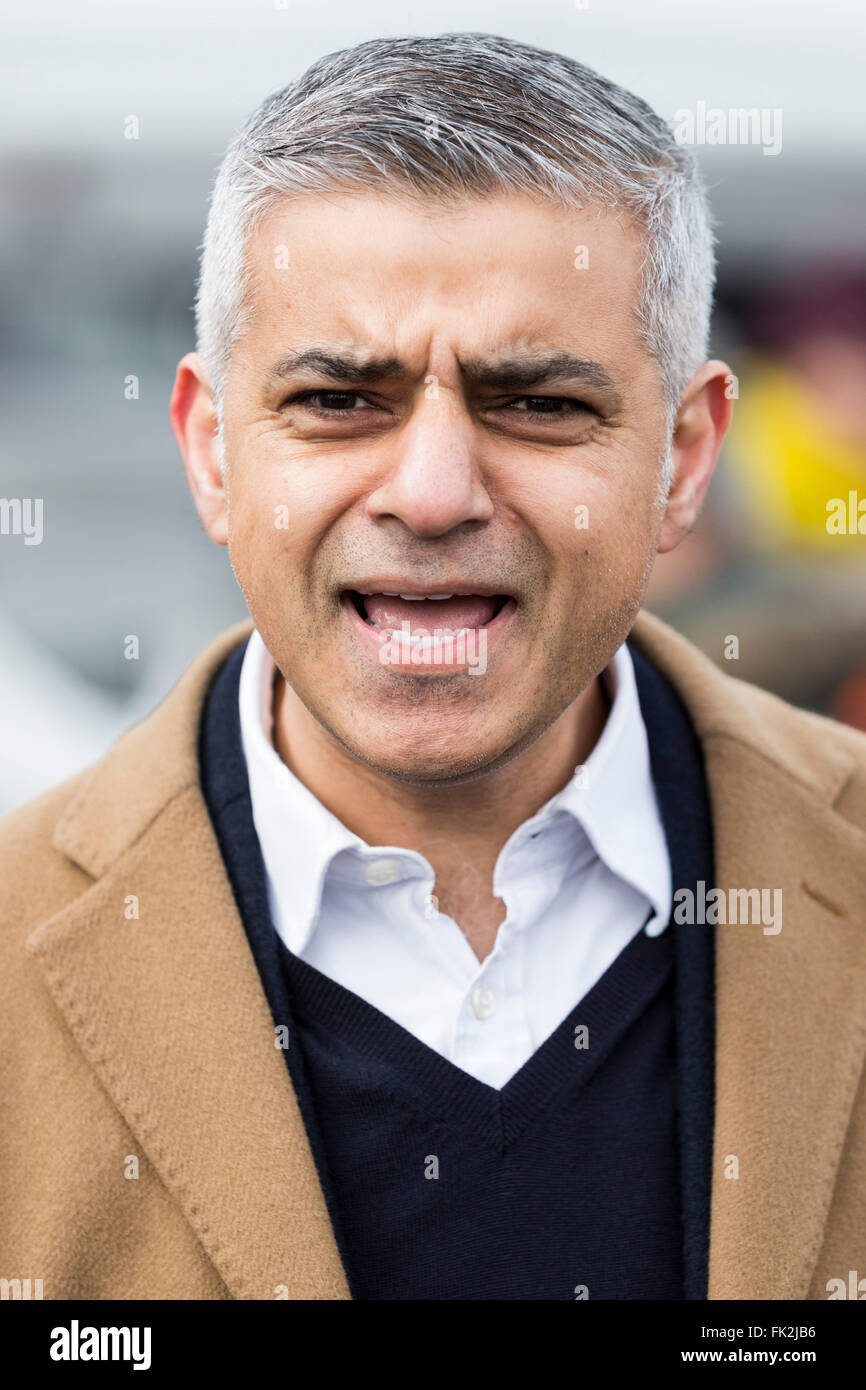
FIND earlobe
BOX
[657,360,734,555]
[169,352,229,547]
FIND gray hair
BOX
[195,32,716,478]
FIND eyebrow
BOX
[266,350,407,385]
[461,352,619,398]
[266,347,622,406]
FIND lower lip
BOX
[340,593,517,673]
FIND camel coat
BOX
[1,611,865,1300]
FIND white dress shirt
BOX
[238,629,671,1089]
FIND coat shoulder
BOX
[631,609,866,827]
[725,666,866,757]
[705,667,866,830]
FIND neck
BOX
[271,672,611,961]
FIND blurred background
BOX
[2,0,865,812]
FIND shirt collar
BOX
[238,629,366,954]
[238,629,672,953]
[525,643,672,935]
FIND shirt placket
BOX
[451,883,531,1082]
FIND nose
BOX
[365,396,494,537]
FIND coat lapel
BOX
[26,621,350,1300]
[631,611,866,1299]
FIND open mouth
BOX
[340,586,516,670]
[346,590,510,635]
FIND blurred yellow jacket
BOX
[727,356,866,551]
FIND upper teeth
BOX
[377,592,455,601]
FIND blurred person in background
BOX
[728,269,866,727]
[730,268,866,556]
[650,270,866,723]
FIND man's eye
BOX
[287,390,370,413]
[503,396,593,416]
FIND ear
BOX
[657,359,735,554]
[169,352,228,546]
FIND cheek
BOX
[530,473,662,629]
[227,494,278,582]
[226,456,319,580]
[226,496,306,632]
[228,438,364,569]
[529,463,657,565]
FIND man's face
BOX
[215,191,672,782]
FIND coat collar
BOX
[26,612,866,1300]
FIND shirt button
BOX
[470,986,495,1019]
[364,858,401,886]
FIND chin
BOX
[335,717,517,786]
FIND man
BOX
[1,33,865,1302]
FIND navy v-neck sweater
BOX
[199,638,715,1300]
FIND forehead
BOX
[242,189,648,370]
